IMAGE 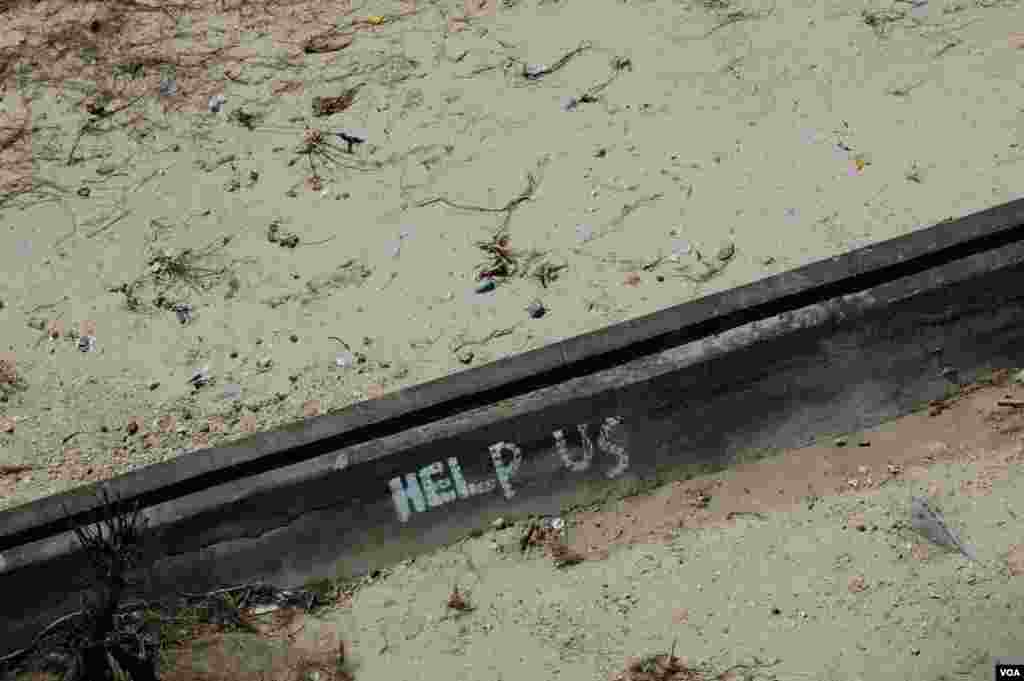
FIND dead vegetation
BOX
[0,0,410,208]
[106,234,252,314]
[0,513,357,681]
[612,640,783,681]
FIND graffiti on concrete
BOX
[553,416,628,478]
[390,416,628,522]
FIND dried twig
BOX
[417,164,544,234]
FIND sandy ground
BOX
[1,366,1013,681]
[3,0,1024,511]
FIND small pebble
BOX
[834,437,848,447]
[78,335,96,352]
[456,349,475,364]
[526,300,546,319]
[492,517,507,530]
[336,351,355,368]
[475,278,496,294]
[208,94,226,113]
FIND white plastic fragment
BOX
[524,63,547,79]
[174,303,194,325]
[208,94,226,113]
[669,239,692,261]
[189,366,211,388]
[159,77,177,97]
[222,382,242,401]
[541,516,564,531]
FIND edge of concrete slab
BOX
[3,199,1024,656]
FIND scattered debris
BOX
[126,417,142,435]
[526,299,546,318]
[449,324,520,356]
[174,303,194,325]
[336,127,368,153]
[208,94,227,113]
[268,220,300,248]
[446,584,474,613]
[188,366,211,388]
[303,29,355,54]
[531,261,567,288]
[861,7,907,38]
[417,161,546,236]
[519,42,591,81]
[158,77,178,97]
[616,648,689,681]
[46,318,64,340]
[312,83,365,117]
[615,642,782,681]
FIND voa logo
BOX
[999,669,1022,677]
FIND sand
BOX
[116,369,1024,681]
[2,0,1024,513]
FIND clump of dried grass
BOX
[613,643,783,681]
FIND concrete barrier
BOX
[3,199,1024,656]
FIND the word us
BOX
[389,416,628,522]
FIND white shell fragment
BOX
[208,94,227,113]
[189,366,211,388]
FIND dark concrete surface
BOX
[3,201,1024,656]
[2,199,1023,552]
